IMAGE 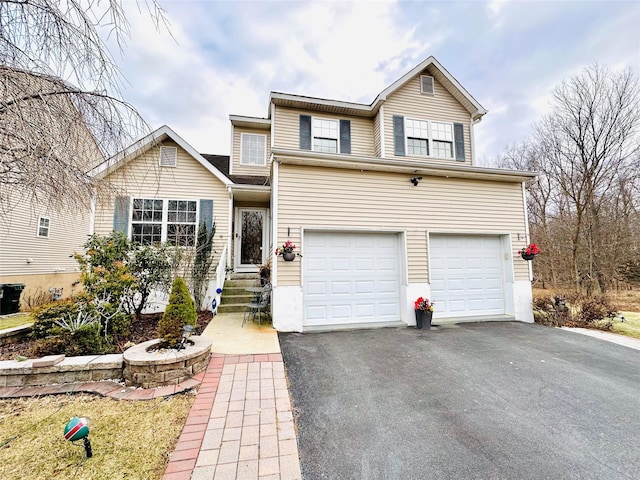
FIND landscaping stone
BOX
[123,336,212,388]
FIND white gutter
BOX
[522,182,533,282]
[271,148,537,183]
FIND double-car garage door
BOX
[302,232,506,328]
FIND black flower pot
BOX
[415,309,425,329]
[424,310,433,330]
[521,253,536,261]
[283,252,296,261]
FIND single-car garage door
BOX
[303,231,401,328]
[429,234,505,318]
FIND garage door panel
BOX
[355,280,374,294]
[355,258,374,271]
[331,281,351,295]
[430,235,505,318]
[306,281,327,296]
[304,232,401,327]
[306,305,327,320]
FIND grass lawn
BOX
[0,393,194,480]
[0,314,33,330]
[611,311,640,339]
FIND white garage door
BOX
[429,235,505,318]
[303,232,401,328]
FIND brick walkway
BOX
[163,353,301,480]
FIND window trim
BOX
[36,216,50,238]
[239,133,267,166]
[311,116,339,153]
[404,118,455,160]
[130,197,199,246]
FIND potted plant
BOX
[518,243,540,261]
[258,257,271,286]
[414,296,434,330]
[275,241,297,261]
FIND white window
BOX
[406,119,429,156]
[131,198,197,246]
[37,216,50,238]
[312,118,338,153]
[159,146,177,167]
[405,119,455,159]
[431,122,454,159]
[240,133,266,166]
[167,200,197,247]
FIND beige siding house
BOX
[89,55,536,331]
[0,196,90,307]
[259,56,537,331]
[92,126,233,310]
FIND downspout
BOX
[227,186,233,269]
[379,104,386,158]
[470,113,482,166]
[271,158,279,287]
[521,182,532,282]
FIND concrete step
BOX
[220,293,253,303]
[228,273,260,281]
[224,279,260,288]
[217,303,249,314]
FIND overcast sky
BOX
[112,0,640,165]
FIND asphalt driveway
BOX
[279,322,640,480]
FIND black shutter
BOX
[299,115,311,150]
[393,115,405,156]
[339,119,351,154]
[113,196,130,235]
[454,123,465,162]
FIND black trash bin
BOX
[0,283,25,315]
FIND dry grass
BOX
[0,393,194,480]
[533,287,640,311]
[611,311,640,339]
[0,314,33,330]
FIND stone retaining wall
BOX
[123,336,212,388]
[0,354,123,387]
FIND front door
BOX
[235,208,267,271]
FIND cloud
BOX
[100,0,640,164]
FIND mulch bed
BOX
[0,311,213,361]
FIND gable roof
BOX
[90,125,232,186]
[268,56,487,121]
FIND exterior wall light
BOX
[410,176,423,186]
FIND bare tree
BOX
[498,64,640,292]
[0,0,166,212]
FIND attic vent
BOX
[159,146,177,167]
[420,75,434,95]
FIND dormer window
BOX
[312,118,338,153]
[420,75,434,95]
[159,146,177,167]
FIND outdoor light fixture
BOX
[176,324,195,350]
[64,416,92,458]
[410,176,422,186]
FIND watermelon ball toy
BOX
[64,417,92,458]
